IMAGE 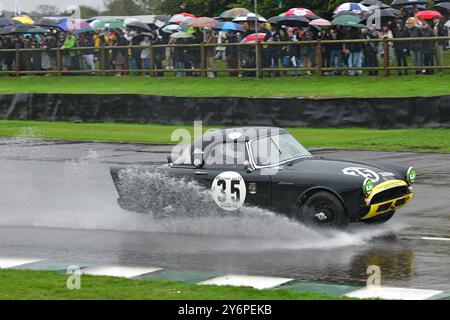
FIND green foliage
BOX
[102,0,145,16]
[79,5,100,19]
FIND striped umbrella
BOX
[233,13,267,23]
[334,3,370,14]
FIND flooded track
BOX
[0,138,448,290]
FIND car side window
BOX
[204,142,247,168]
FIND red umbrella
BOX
[242,33,266,43]
[415,10,443,20]
[284,8,314,16]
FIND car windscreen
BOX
[250,134,311,166]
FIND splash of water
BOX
[0,137,406,252]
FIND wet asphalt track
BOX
[0,139,448,290]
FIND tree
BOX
[102,0,146,16]
[34,5,60,17]
[79,5,100,19]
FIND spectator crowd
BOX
[0,6,448,77]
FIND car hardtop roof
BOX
[189,127,290,152]
[200,127,289,142]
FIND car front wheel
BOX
[295,191,349,229]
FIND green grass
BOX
[0,269,346,300]
[1,120,450,153]
[0,74,449,98]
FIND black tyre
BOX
[362,211,396,224]
[295,191,349,229]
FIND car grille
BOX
[371,186,409,204]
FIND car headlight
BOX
[362,178,374,196]
[406,167,416,184]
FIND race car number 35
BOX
[211,172,247,211]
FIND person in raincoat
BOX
[61,32,78,71]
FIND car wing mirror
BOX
[244,160,254,173]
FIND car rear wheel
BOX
[295,191,349,229]
[362,211,396,224]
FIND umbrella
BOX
[187,17,218,28]
[93,19,126,30]
[415,10,444,20]
[35,18,65,28]
[168,13,196,24]
[12,15,34,25]
[0,18,22,28]
[0,25,49,35]
[126,20,153,32]
[284,8,315,16]
[309,19,332,27]
[233,13,267,23]
[445,20,450,28]
[391,0,428,6]
[170,31,194,39]
[213,22,245,32]
[275,15,310,27]
[360,0,391,8]
[362,7,400,22]
[161,24,182,33]
[220,8,251,19]
[241,33,266,43]
[334,3,370,14]
[332,14,366,28]
[333,11,362,18]
[434,2,450,12]
[74,27,94,35]
[58,19,90,31]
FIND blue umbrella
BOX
[213,21,245,32]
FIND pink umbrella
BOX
[309,18,332,27]
[168,13,196,24]
[242,33,266,43]
[284,8,314,16]
[187,17,218,28]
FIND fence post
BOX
[255,41,261,79]
[200,43,206,77]
[383,38,389,77]
[56,48,62,76]
[316,40,322,76]
[150,44,155,77]
[15,48,20,77]
[100,45,106,76]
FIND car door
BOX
[194,141,272,210]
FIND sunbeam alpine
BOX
[110,127,415,228]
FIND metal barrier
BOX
[0,36,449,77]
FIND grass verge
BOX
[0,74,449,98]
[1,120,449,153]
[0,269,346,300]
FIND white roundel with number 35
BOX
[211,172,247,211]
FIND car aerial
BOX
[110,127,416,228]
